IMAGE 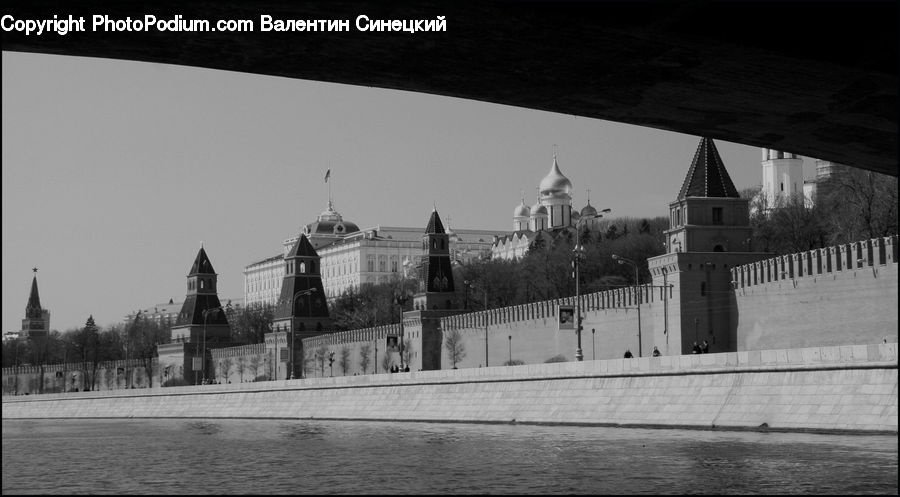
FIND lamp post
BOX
[612,254,642,357]
[572,243,586,361]
[289,288,317,379]
[507,335,512,364]
[394,290,411,370]
[591,328,596,360]
[570,210,611,362]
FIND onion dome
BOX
[539,155,573,195]
[531,202,548,216]
[513,199,531,218]
[580,202,598,217]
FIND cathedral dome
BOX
[303,200,360,236]
[531,203,548,216]
[580,202,598,217]
[513,200,531,218]
[539,156,573,195]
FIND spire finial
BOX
[32,267,38,274]
[433,201,437,212]
[553,144,558,159]
[586,188,592,205]
[200,241,203,249]
[521,190,525,204]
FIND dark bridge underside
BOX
[3,1,897,176]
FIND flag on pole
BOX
[324,169,331,183]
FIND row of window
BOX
[671,206,725,227]
[188,278,215,291]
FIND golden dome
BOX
[539,156,573,195]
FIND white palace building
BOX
[244,199,503,306]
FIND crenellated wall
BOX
[2,359,157,396]
[729,236,898,350]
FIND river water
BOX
[2,419,896,495]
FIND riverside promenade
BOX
[3,343,897,434]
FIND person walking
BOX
[691,342,701,354]
[652,346,661,357]
[623,349,633,358]
[700,340,710,354]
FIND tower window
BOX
[712,207,723,225]
[700,281,706,296]
[299,262,306,274]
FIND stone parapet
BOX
[4,343,896,434]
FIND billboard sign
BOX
[558,305,575,330]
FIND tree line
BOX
[743,168,897,254]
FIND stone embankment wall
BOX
[4,343,896,434]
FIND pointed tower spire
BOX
[425,208,446,234]
[273,233,331,338]
[678,137,740,199]
[415,207,457,311]
[26,272,42,318]
[22,268,50,337]
[665,136,751,253]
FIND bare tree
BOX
[249,355,261,381]
[339,347,351,376]
[235,358,247,382]
[217,357,233,383]
[381,351,393,373]
[444,328,466,368]
[359,343,372,374]
[315,344,329,377]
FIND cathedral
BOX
[492,154,603,260]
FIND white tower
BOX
[761,148,804,209]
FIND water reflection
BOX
[2,419,896,495]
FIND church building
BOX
[493,153,604,260]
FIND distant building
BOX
[756,148,853,213]
[20,268,49,339]
[124,297,243,328]
[492,154,604,260]
[244,198,500,304]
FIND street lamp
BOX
[572,243,586,361]
[465,279,490,366]
[289,288,317,379]
[591,328,596,360]
[201,303,231,384]
[613,254,642,357]
[570,210,611,362]
[507,335,512,364]
[394,289,412,370]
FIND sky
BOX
[2,50,814,333]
